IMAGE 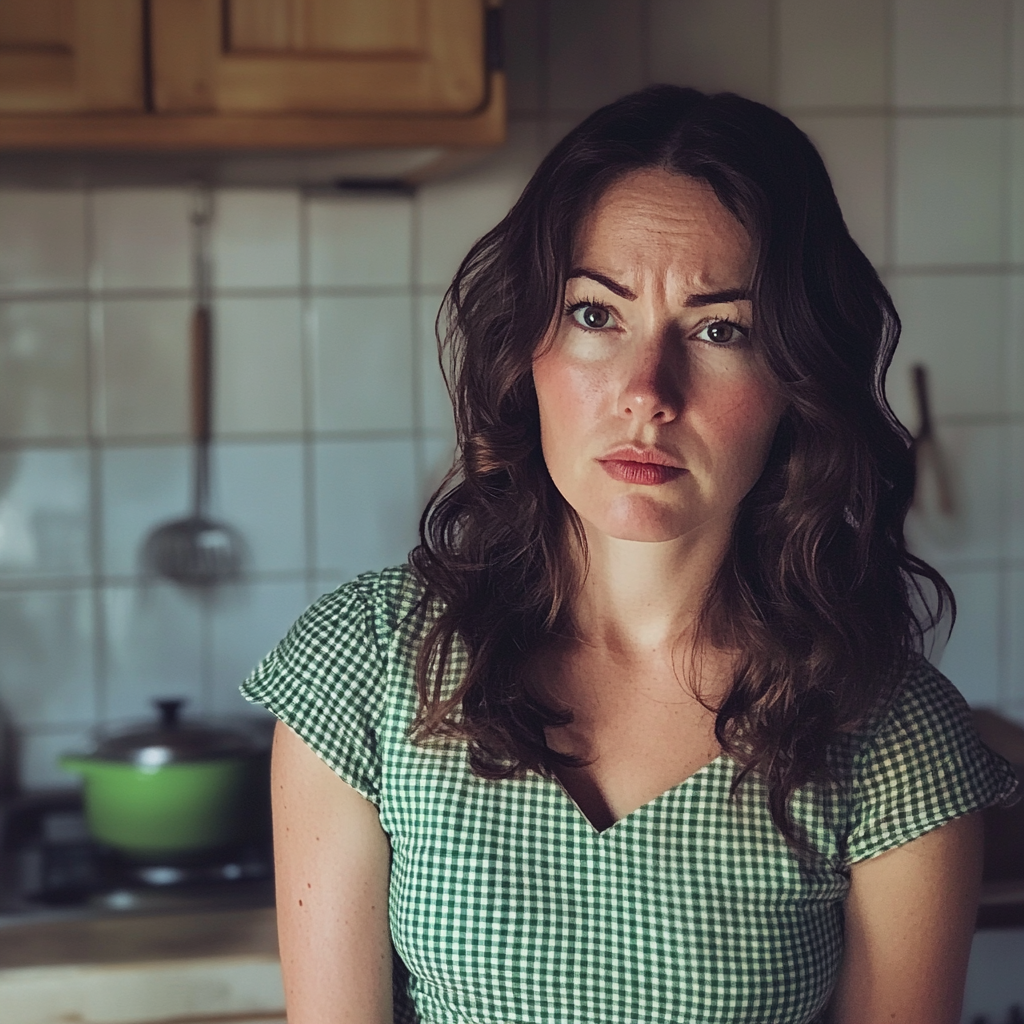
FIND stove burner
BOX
[1,791,273,917]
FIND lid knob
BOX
[154,698,185,730]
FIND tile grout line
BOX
[83,185,109,729]
[537,0,551,142]
[410,181,427,517]
[0,426,433,452]
[767,0,780,109]
[998,1,1014,709]
[638,0,652,87]
[882,0,896,273]
[299,188,319,604]
[0,284,426,303]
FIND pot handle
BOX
[155,698,185,729]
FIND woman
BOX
[243,87,1018,1024]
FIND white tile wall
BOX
[503,0,544,116]
[213,297,304,435]
[417,290,454,438]
[0,588,95,727]
[1008,569,1024,720]
[894,118,1006,267]
[211,190,301,290]
[794,116,888,267]
[0,450,91,579]
[1008,119,1024,266]
[308,194,412,288]
[209,443,306,574]
[416,121,543,289]
[102,581,204,720]
[887,274,1007,423]
[101,446,191,575]
[937,569,1003,707]
[893,0,1010,109]
[778,0,888,108]
[1009,424,1024,559]
[546,0,645,115]
[1013,0,1024,105]
[903,424,1006,565]
[420,437,459,511]
[208,580,311,716]
[0,0,1021,791]
[0,192,86,292]
[649,0,774,106]
[311,296,415,432]
[92,190,191,291]
[22,726,98,790]
[97,299,192,439]
[1007,274,1024,415]
[314,439,419,579]
[0,301,89,441]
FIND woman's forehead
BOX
[570,169,753,291]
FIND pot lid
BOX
[93,699,253,766]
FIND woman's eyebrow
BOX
[685,288,750,307]
[567,271,749,309]
[567,268,637,301]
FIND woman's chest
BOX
[545,699,722,831]
[540,657,725,832]
[379,742,850,1024]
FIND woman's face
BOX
[532,168,786,547]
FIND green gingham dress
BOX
[241,565,1019,1024]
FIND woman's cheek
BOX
[696,372,784,464]
[534,344,612,447]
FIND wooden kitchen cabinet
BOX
[0,0,144,114]
[151,0,487,115]
[0,0,504,175]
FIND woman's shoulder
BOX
[839,653,1019,863]
[289,563,428,655]
[242,564,428,699]
[240,565,427,803]
[856,654,973,741]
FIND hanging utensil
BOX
[910,363,955,517]
[142,188,244,587]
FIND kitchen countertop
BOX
[0,905,277,968]
[0,907,285,1024]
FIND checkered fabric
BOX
[242,565,1019,1024]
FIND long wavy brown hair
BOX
[408,85,953,852]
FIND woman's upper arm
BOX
[829,811,983,1024]
[271,719,393,1024]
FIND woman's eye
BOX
[570,304,617,330]
[695,320,748,345]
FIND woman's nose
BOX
[617,328,684,422]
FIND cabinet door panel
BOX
[0,0,144,113]
[151,0,487,115]
[230,0,424,55]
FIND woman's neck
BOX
[570,518,733,661]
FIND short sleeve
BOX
[240,574,390,805]
[846,658,1020,864]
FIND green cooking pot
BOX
[60,699,259,861]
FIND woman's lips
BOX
[599,460,685,485]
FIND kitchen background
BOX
[0,0,1021,797]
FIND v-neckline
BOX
[550,752,731,835]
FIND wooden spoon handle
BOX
[912,363,933,438]
[191,305,212,446]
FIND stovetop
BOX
[0,790,274,925]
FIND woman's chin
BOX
[583,500,694,544]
